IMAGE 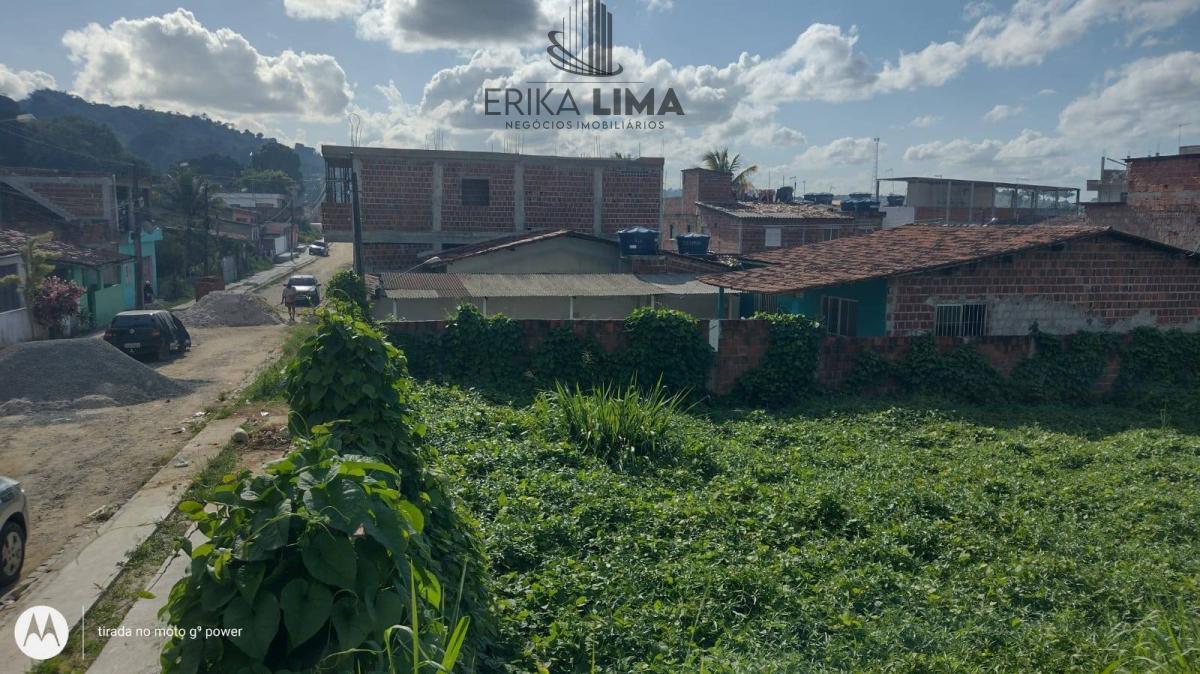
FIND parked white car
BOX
[0,475,28,586]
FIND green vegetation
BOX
[324,268,371,317]
[418,384,1200,672]
[534,381,692,470]
[163,304,494,671]
[734,313,824,407]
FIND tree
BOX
[701,148,758,192]
[181,153,241,184]
[160,168,220,277]
[22,115,148,173]
[0,95,28,166]
[236,168,296,195]
[250,141,302,192]
[0,233,54,308]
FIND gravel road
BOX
[0,243,351,591]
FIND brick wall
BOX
[1127,154,1200,212]
[384,318,1150,395]
[700,208,880,255]
[886,233,1200,335]
[321,148,663,272]
[1084,203,1199,252]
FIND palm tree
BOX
[701,148,758,192]
[160,167,219,277]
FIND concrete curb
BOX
[0,418,243,672]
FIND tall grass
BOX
[1101,603,1200,673]
[535,379,691,468]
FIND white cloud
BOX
[1037,88,1056,96]
[1059,51,1200,141]
[909,114,942,128]
[283,0,367,20]
[0,64,56,100]
[640,0,674,10]
[984,104,1024,123]
[903,129,1075,183]
[61,9,351,121]
[876,0,1200,94]
[793,137,881,167]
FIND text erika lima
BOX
[484,87,685,118]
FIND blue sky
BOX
[1,0,1198,194]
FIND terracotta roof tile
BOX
[0,229,130,268]
[697,201,852,220]
[700,220,1113,294]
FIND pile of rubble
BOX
[176,292,283,328]
[0,338,187,414]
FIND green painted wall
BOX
[120,228,162,307]
[91,283,125,327]
[777,278,889,336]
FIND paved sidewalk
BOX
[0,418,242,672]
[170,253,319,311]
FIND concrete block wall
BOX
[886,234,1200,335]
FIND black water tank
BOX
[617,227,659,255]
[776,186,795,203]
[676,232,710,256]
[886,194,905,207]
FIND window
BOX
[325,162,353,204]
[462,179,490,206]
[0,263,21,313]
[821,296,858,336]
[754,294,779,313]
[764,227,781,248]
[935,303,987,337]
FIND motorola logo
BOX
[14,605,68,660]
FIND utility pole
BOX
[350,156,364,276]
[130,163,144,309]
[202,183,210,275]
[872,137,881,199]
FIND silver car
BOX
[0,476,28,586]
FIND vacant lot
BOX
[420,385,1200,672]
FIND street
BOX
[0,243,350,598]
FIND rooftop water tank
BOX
[676,232,710,256]
[776,186,795,203]
[617,227,660,256]
[886,194,905,207]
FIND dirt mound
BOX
[176,291,283,327]
[0,338,186,411]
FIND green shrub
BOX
[1009,327,1115,403]
[844,347,896,394]
[160,428,471,673]
[623,307,712,395]
[735,312,824,407]
[893,335,1006,403]
[324,269,370,317]
[529,326,608,388]
[440,304,526,386]
[279,305,496,663]
[535,379,690,468]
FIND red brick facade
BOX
[1126,153,1200,212]
[886,233,1200,335]
[321,146,663,272]
[701,206,880,255]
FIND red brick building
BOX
[1084,146,1200,252]
[672,167,881,255]
[702,219,1200,336]
[320,146,664,272]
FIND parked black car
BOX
[104,310,191,360]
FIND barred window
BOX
[325,162,353,204]
[821,296,858,337]
[935,303,987,337]
[462,179,490,206]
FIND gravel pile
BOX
[0,338,187,412]
[176,291,283,327]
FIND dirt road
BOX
[0,243,351,589]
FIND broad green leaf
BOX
[331,597,370,650]
[301,529,357,589]
[223,592,279,660]
[234,563,265,603]
[178,500,203,514]
[280,578,333,648]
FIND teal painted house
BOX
[119,226,162,307]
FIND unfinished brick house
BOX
[672,168,881,255]
[876,177,1081,228]
[701,218,1200,336]
[1085,146,1200,252]
[320,146,664,272]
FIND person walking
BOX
[282,283,298,322]
[142,280,155,306]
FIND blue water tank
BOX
[617,227,660,255]
[676,232,710,256]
